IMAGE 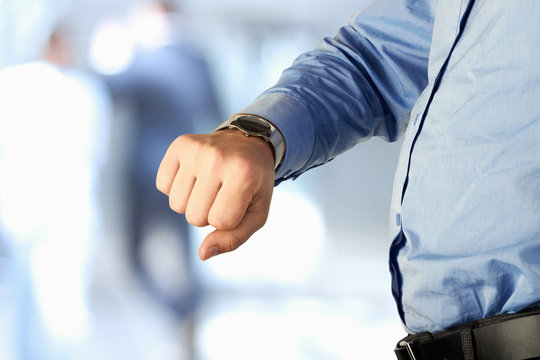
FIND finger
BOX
[156,140,181,195]
[185,177,222,227]
[199,188,272,260]
[208,179,254,230]
[168,167,196,214]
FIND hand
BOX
[156,130,276,261]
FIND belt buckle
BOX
[399,340,418,360]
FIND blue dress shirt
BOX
[239,0,540,333]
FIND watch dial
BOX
[236,117,271,134]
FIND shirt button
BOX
[413,113,420,126]
[396,213,402,227]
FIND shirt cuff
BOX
[239,92,315,182]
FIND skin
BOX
[156,129,276,261]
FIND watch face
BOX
[234,116,271,135]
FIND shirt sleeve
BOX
[239,0,435,182]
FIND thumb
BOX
[198,190,272,261]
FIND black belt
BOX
[394,307,540,360]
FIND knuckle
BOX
[173,133,191,146]
[169,135,187,154]
[169,198,185,214]
[255,214,268,229]
[186,211,208,227]
[234,158,257,181]
[183,135,224,169]
[172,134,198,158]
[155,178,169,194]
[204,147,225,170]
[208,212,235,230]
[227,233,243,252]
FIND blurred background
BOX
[0,0,406,359]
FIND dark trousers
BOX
[126,178,199,320]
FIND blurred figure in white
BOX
[0,0,71,69]
[0,24,111,360]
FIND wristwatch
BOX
[213,114,286,169]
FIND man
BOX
[99,0,220,320]
[156,0,540,358]
[0,26,110,360]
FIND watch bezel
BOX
[229,115,273,139]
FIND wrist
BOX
[213,114,286,169]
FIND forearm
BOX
[241,0,435,183]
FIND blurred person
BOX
[0,0,71,69]
[156,1,540,359]
[0,25,110,360]
[93,0,220,320]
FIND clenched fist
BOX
[156,129,276,260]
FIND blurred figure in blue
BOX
[93,0,221,321]
[0,23,111,360]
